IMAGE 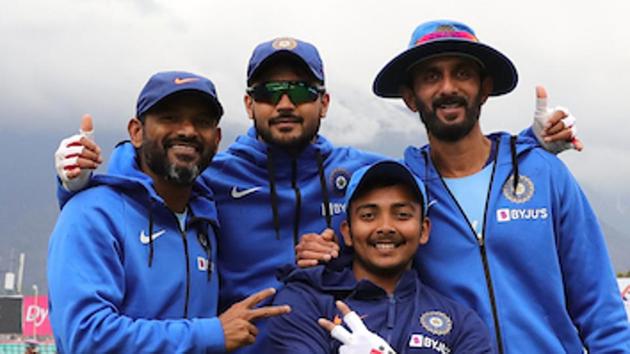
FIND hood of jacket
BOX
[225,127,334,171]
[91,141,218,221]
[277,252,420,300]
[403,132,538,181]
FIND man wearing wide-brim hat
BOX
[373,19,630,353]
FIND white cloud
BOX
[1,0,628,199]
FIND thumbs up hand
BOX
[532,86,583,154]
[55,114,103,191]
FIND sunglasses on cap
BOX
[247,81,325,105]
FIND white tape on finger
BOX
[561,114,576,129]
[331,325,354,345]
[343,311,368,333]
[55,133,92,192]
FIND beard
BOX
[254,112,321,152]
[141,134,214,186]
[416,92,483,142]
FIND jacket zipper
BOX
[171,211,191,319]
[291,159,302,246]
[385,294,396,345]
[436,144,505,354]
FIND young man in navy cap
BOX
[372,20,630,353]
[263,160,493,353]
[48,71,290,353]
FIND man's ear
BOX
[401,86,419,112]
[212,127,222,154]
[340,220,353,248]
[419,217,431,246]
[244,94,254,121]
[480,77,493,105]
[319,92,330,119]
[128,118,143,148]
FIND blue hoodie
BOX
[48,143,225,353]
[404,133,630,353]
[207,128,384,309]
[262,255,493,353]
[206,128,384,353]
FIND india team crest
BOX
[502,175,535,204]
[329,168,351,196]
[272,37,298,50]
[420,311,452,336]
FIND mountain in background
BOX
[1,129,628,295]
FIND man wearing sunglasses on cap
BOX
[369,20,630,353]
[53,37,579,352]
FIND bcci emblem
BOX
[502,175,535,204]
[436,24,456,32]
[420,311,452,336]
[329,168,351,196]
[272,37,298,50]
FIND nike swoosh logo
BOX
[231,186,262,199]
[174,77,199,85]
[140,230,167,244]
[427,200,438,210]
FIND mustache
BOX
[432,94,468,110]
[269,114,303,124]
[367,233,405,246]
[164,136,203,151]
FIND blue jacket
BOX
[48,143,225,353]
[404,133,630,353]
[205,128,384,353]
[262,256,493,353]
[206,128,384,309]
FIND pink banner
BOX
[22,295,52,337]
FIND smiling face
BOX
[244,56,329,153]
[129,91,222,186]
[402,55,493,142]
[341,183,430,281]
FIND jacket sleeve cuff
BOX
[193,317,225,352]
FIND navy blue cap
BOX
[247,37,324,85]
[373,19,518,98]
[345,160,428,216]
[136,71,224,118]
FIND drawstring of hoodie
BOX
[290,159,302,245]
[421,150,433,217]
[147,200,156,267]
[265,147,332,241]
[266,147,281,240]
[509,135,520,195]
[316,150,332,229]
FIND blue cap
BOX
[136,71,224,118]
[247,37,324,85]
[345,160,428,216]
[373,19,517,98]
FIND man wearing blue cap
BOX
[373,20,630,353]
[48,71,290,353]
[262,160,493,353]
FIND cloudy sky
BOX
[1,1,628,234]
[3,0,629,187]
